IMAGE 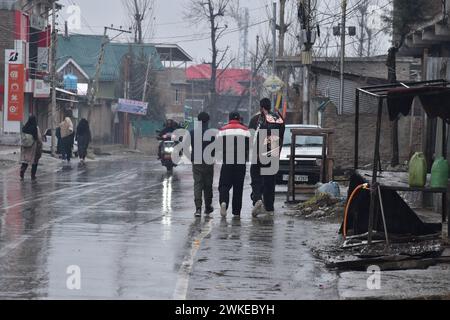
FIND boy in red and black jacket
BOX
[217,111,250,218]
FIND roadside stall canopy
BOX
[349,79,450,245]
[386,86,450,122]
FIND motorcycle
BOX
[157,132,178,172]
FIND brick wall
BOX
[322,104,423,170]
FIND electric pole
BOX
[299,0,313,124]
[248,35,259,122]
[272,1,277,109]
[50,1,57,157]
[142,54,152,102]
[339,0,347,115]
[89,26,131,121]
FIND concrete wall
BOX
[156,68,187,122]
[322,104,423,170]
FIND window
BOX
[175,89,180,104]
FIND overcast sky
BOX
[57,0,390,66]
[58,0,273,65]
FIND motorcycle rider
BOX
[158,119,179,159]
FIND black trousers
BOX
[20,163,38,178]
[219,164,246,215]
[193,164,214,209]
[61,136,72,161]
[250,164,276,212]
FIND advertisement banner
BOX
[7,64,24,121]
[117,98,148,116]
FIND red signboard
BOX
[7,64,24,121]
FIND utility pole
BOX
[88,26,131,121]
[50,1,57,157]
[299,0,313,124]
[248,35,259,122]
[339,0,347,115]
[272,1,277,109]
[278,0,287,57]
[142,54,152,102]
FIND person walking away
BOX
[190,112,215,217]
[249,98,285,217]
[20,115,43,181]
[59,110,74,163]
[217,111,250,218]
[76,118,91,165]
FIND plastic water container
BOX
[409,152,427,187]
[63,74,78,91]
[431,156,449,188]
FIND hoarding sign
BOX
[117,98,148,116]
[7,63,25,121]
[34,79,50,98]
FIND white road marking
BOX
[172,219,214,300]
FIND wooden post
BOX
[354,89,360,169]
[289,131,296,202]
[368,98,384,244]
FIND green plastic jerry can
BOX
[431,157,449,188]
[409,152,427,187]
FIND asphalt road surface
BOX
[0,155,339,299]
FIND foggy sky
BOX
[57,0,390,66]
[58,0,271,64]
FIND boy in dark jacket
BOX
[190,112,215,217]
[217,111,250,218]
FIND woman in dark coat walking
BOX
[20,115,43,180]
[76,118,91,164]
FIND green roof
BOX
[57,34,164,81]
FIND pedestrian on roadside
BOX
[59,109,74,163]
[20,115,43,181]
[76,118,91,165]
[190,112,216,218]
[248,98,285,217]
[217,111,250,219]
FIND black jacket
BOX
[189,125,216,164]
[249,111,285,164]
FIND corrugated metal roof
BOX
[56,34,164,81]
[316,73,379,114]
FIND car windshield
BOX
[283,128,323,147]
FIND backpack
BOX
[21,133,35,148]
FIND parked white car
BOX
[277,124,323,185]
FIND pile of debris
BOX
[287,193,345,220]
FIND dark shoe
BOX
[232,214,241,220]
[195,208,202,217]
[20,172,24,181]
[204,206,214,215]
[31,175,37,181]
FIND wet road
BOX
[0,155,338,299]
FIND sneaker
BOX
[220,202,227,217]
[204,206,214,215]
[194,208,202,217]
[252,200,263,217]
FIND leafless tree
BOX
[185,0,231,125]
[122,0,155,43]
